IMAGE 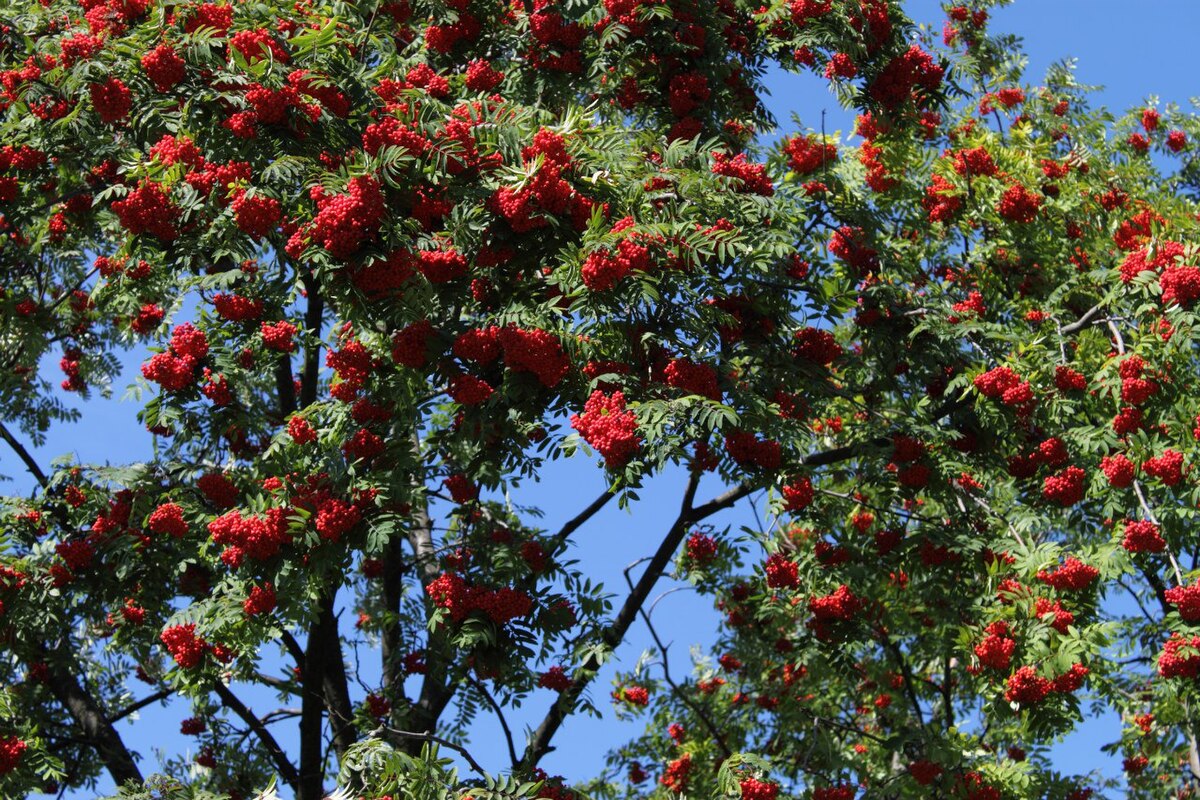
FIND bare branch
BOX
[465,675,519,769]
[521,473,706,769]
[41,649,142,787]
[299,273,324,408]
[256,672,299,694]
[547,489,617,557]
[299,594,335,800]
[280,630,306,668]
[319,605,359,763]
[107,689,172,724]
[212,681,300,791]
[1059,301,1104,335]
[623,565,732,760]
[0,420,48,489]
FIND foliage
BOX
[0,0,1199,798]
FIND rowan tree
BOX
[0,0,1198,798]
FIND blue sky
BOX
[9,1,1200,797]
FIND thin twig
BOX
[381,727,489,778]
[465,675,519,769]
[107,689,172,724]
[623,564,732,760]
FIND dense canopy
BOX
[1,0,1200,798]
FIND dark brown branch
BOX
[15,186,99,219]
[465,675,519,769]
[107,689,172,724]
[298,595,334,800]
[275,354,297,418]
[941,653,954,731]
[518,424,946,769]
[1138,561,1172,616]
[883,639,926,729]
[405,452,457,749]
[212,682,300,791]
[319,604,359,763]
[546,490,616,558]
[1059,302,1104,334]
[686,480,756,521]
[602,470,704,652]
[261,708,304,724]
[256,672,299,694]
[45,266,100,315]
[520,472,704,770]
[43,655,142,787]
[381,486,410,722]
[0,420,48,488]
[382,726,489,778]
[280,631,307,669]
[625,573,732,760]
[300,273,324,408]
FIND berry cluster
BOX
[112,181,179,240]
[231,191,282,241]
[141,43,185,92]
[140,323,209,392]
[763,553,798,589]
[0,736,27,775]
[662,358,720,400]
[782,134,837,175]
[314,498,362,541]
[243,583,277,616]
[975,621,1016,670]
[425,572,534,625]
[306,176,387,260]
[147,503,188,538]
[794,327,842,365]
[974,365,1034,411]
[724,431,782,471]
[1036,557,1100,591]
[499,326,570,387]
[208,508,292,566]
[160,623,208,669]
[90,77,131,124]
[1121,519,1165,554]
[1165,584,1200,621]
[570,391,641,468]
[1042,465,1086,507]
[711,152,774,196]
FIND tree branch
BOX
[521,472,706,770]
[381,517,408,727]
[280,630,307,669]
[404,441,457,749]
[381,726,489,779]
[42,652,142,787]
[0,420,48,489]
[275,354,297,418]
[624,572,732,761]
[300,273,324,408]
[883,639,926,728]
[256,672,299,694]
[546,489,617,558]
[319,604,359,763]
[517,419,966,770]
[107,689,172,724]
[298,594,335,800]
[1059,301,1104,335]
[212,681,300,791]
[465,675,519,769]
